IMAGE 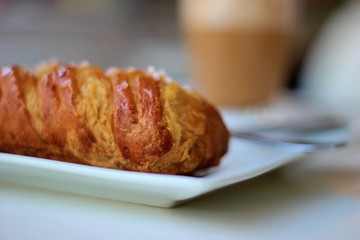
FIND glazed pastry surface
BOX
[0,62,229,174]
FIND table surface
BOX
[1,129,360,240]
[1,2,360,239]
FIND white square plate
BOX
[0,138,308,208]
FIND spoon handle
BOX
[231,131,348,151]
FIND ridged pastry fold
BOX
[0,61,229,174]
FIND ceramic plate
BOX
[0,138,309,208]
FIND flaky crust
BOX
[0,61,229,174]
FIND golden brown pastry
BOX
[0,61,229,174]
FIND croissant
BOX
[0,61,229,174]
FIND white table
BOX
[1,136,359,240]
[1,1,359,239]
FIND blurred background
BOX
[0,0,359,114]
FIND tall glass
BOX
[180,0,298,107]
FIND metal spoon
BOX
[231,116,349,151]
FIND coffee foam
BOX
[180,0,298,31]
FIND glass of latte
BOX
[180,0,299,107]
